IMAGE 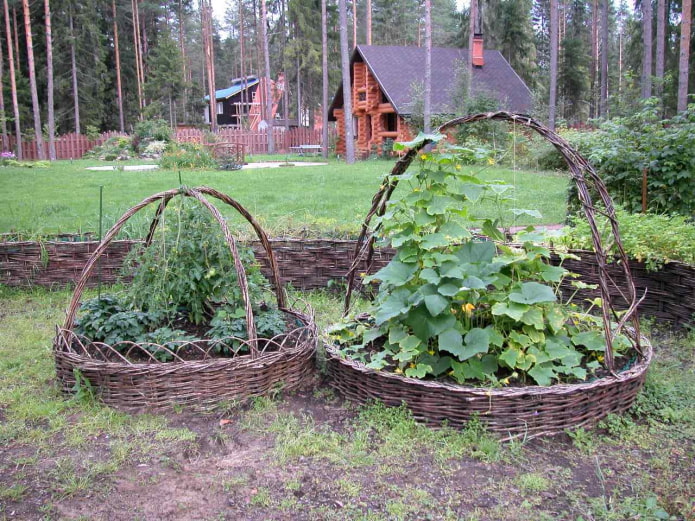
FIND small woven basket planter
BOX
[54,186,317,410]
[327,111,651,439]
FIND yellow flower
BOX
[428,350,435,355]
[462,303,475,316]
[455,164,462,170]
[487,157,495,165]
[394,367,403,374]
[409,363,416,369]
[420,154,428,160]
[359,272,366,278]
[597,355,605,363]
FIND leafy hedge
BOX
[559,102,695,217]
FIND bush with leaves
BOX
[329,134,632,387]
[132,119,172,153]
[159,143,217,169]
[555,102,695,217]
[74,199,286,359]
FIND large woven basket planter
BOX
[330,112,652,439]
[53,186,317,410]
[326,338,651,439]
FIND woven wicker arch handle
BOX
[63,186,286,358]
[344,111,642,374]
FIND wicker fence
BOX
[0,238,692,327]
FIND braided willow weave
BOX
[54,186,317,410]
[344,111,644,374]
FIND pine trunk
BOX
[599,0,608,117]
[366,0,371,45]
[352,0,356,47]
[424,0,431,133]
[113,0,125,132]
[69,13,80,135]
[0,20,8,150]
[655,0,665,98]
[22,0,46,160]
[261,0,274,152]
[549,0,558,130]
[467,0,477,97]
[4,0,20,158]
[677,0,692,111]
[321,0,328,158]
[641,0,653,98]
[339,0,355,163]
[44,0,56,160]
[132,0,144,114]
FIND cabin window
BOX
[385,113,397,132]
[216,102,224,115]
[358,92,366,102]
[381,92,389,103]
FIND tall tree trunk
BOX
[549,0,558,130]
[424,0,431,133]
[677,0,692,111]
[44,0,55,160]
[12,7,18,69]
[4,0,20,158]
[655,0,665,99]
[113,0,125,132]
[366,0,371,45]
[22,0,46,160]
[132,0,144,113]
[467,0,478,97]
[352,0,356,47]
[69,13,80,134]
[261,0,274,152]
[591,0,598,117]
[202,0,217,132]
[239,0,246,126]
[296,55,301,125]
[339,0,355,163]
[599,0,608,117]
[641,0,653,98]
[0,20,8,151]
[321,0,328,158]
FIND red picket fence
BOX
[7,131,127,161]
[4,127,332,160]
[176,127,329,155]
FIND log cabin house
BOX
[328,43,533,158]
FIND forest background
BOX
[0,0,692,156]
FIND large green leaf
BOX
[572,330,606,351]
[437,281,461,296]
[521,307,545,330]
[499,346,520,368]
[427,195,458,216]
[455,241,496,264]
[405,306,456,340]
[438,328,464,357]
[368,260,418,286]
[455,328,490,361]
[509,282,557,305]
[374,288,412,324]
[393,132,443,151]
[491,301,529,321]
[405,363,432,378]
[421,233,450,250]
[425,294,450,317]
[528,363,555,386]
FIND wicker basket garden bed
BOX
[325,338,651,439]
[53,186,317,410]
[327,112,652,439]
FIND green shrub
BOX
[83,136,133,161]
[563,102,695,217]
[159,143,217,169]
[559,208,695,270]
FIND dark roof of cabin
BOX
[328,45,533,120]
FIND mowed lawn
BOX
[0,158,570,237]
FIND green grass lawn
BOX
[0,285,693,520]
[0,158,570,238]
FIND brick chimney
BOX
[472,34,484,67]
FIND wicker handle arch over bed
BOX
[344,111,643,374]
[62,185,286,358]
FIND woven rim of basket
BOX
[60,185,288,359]
[343,111,644,375]
[55,308,315,366]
